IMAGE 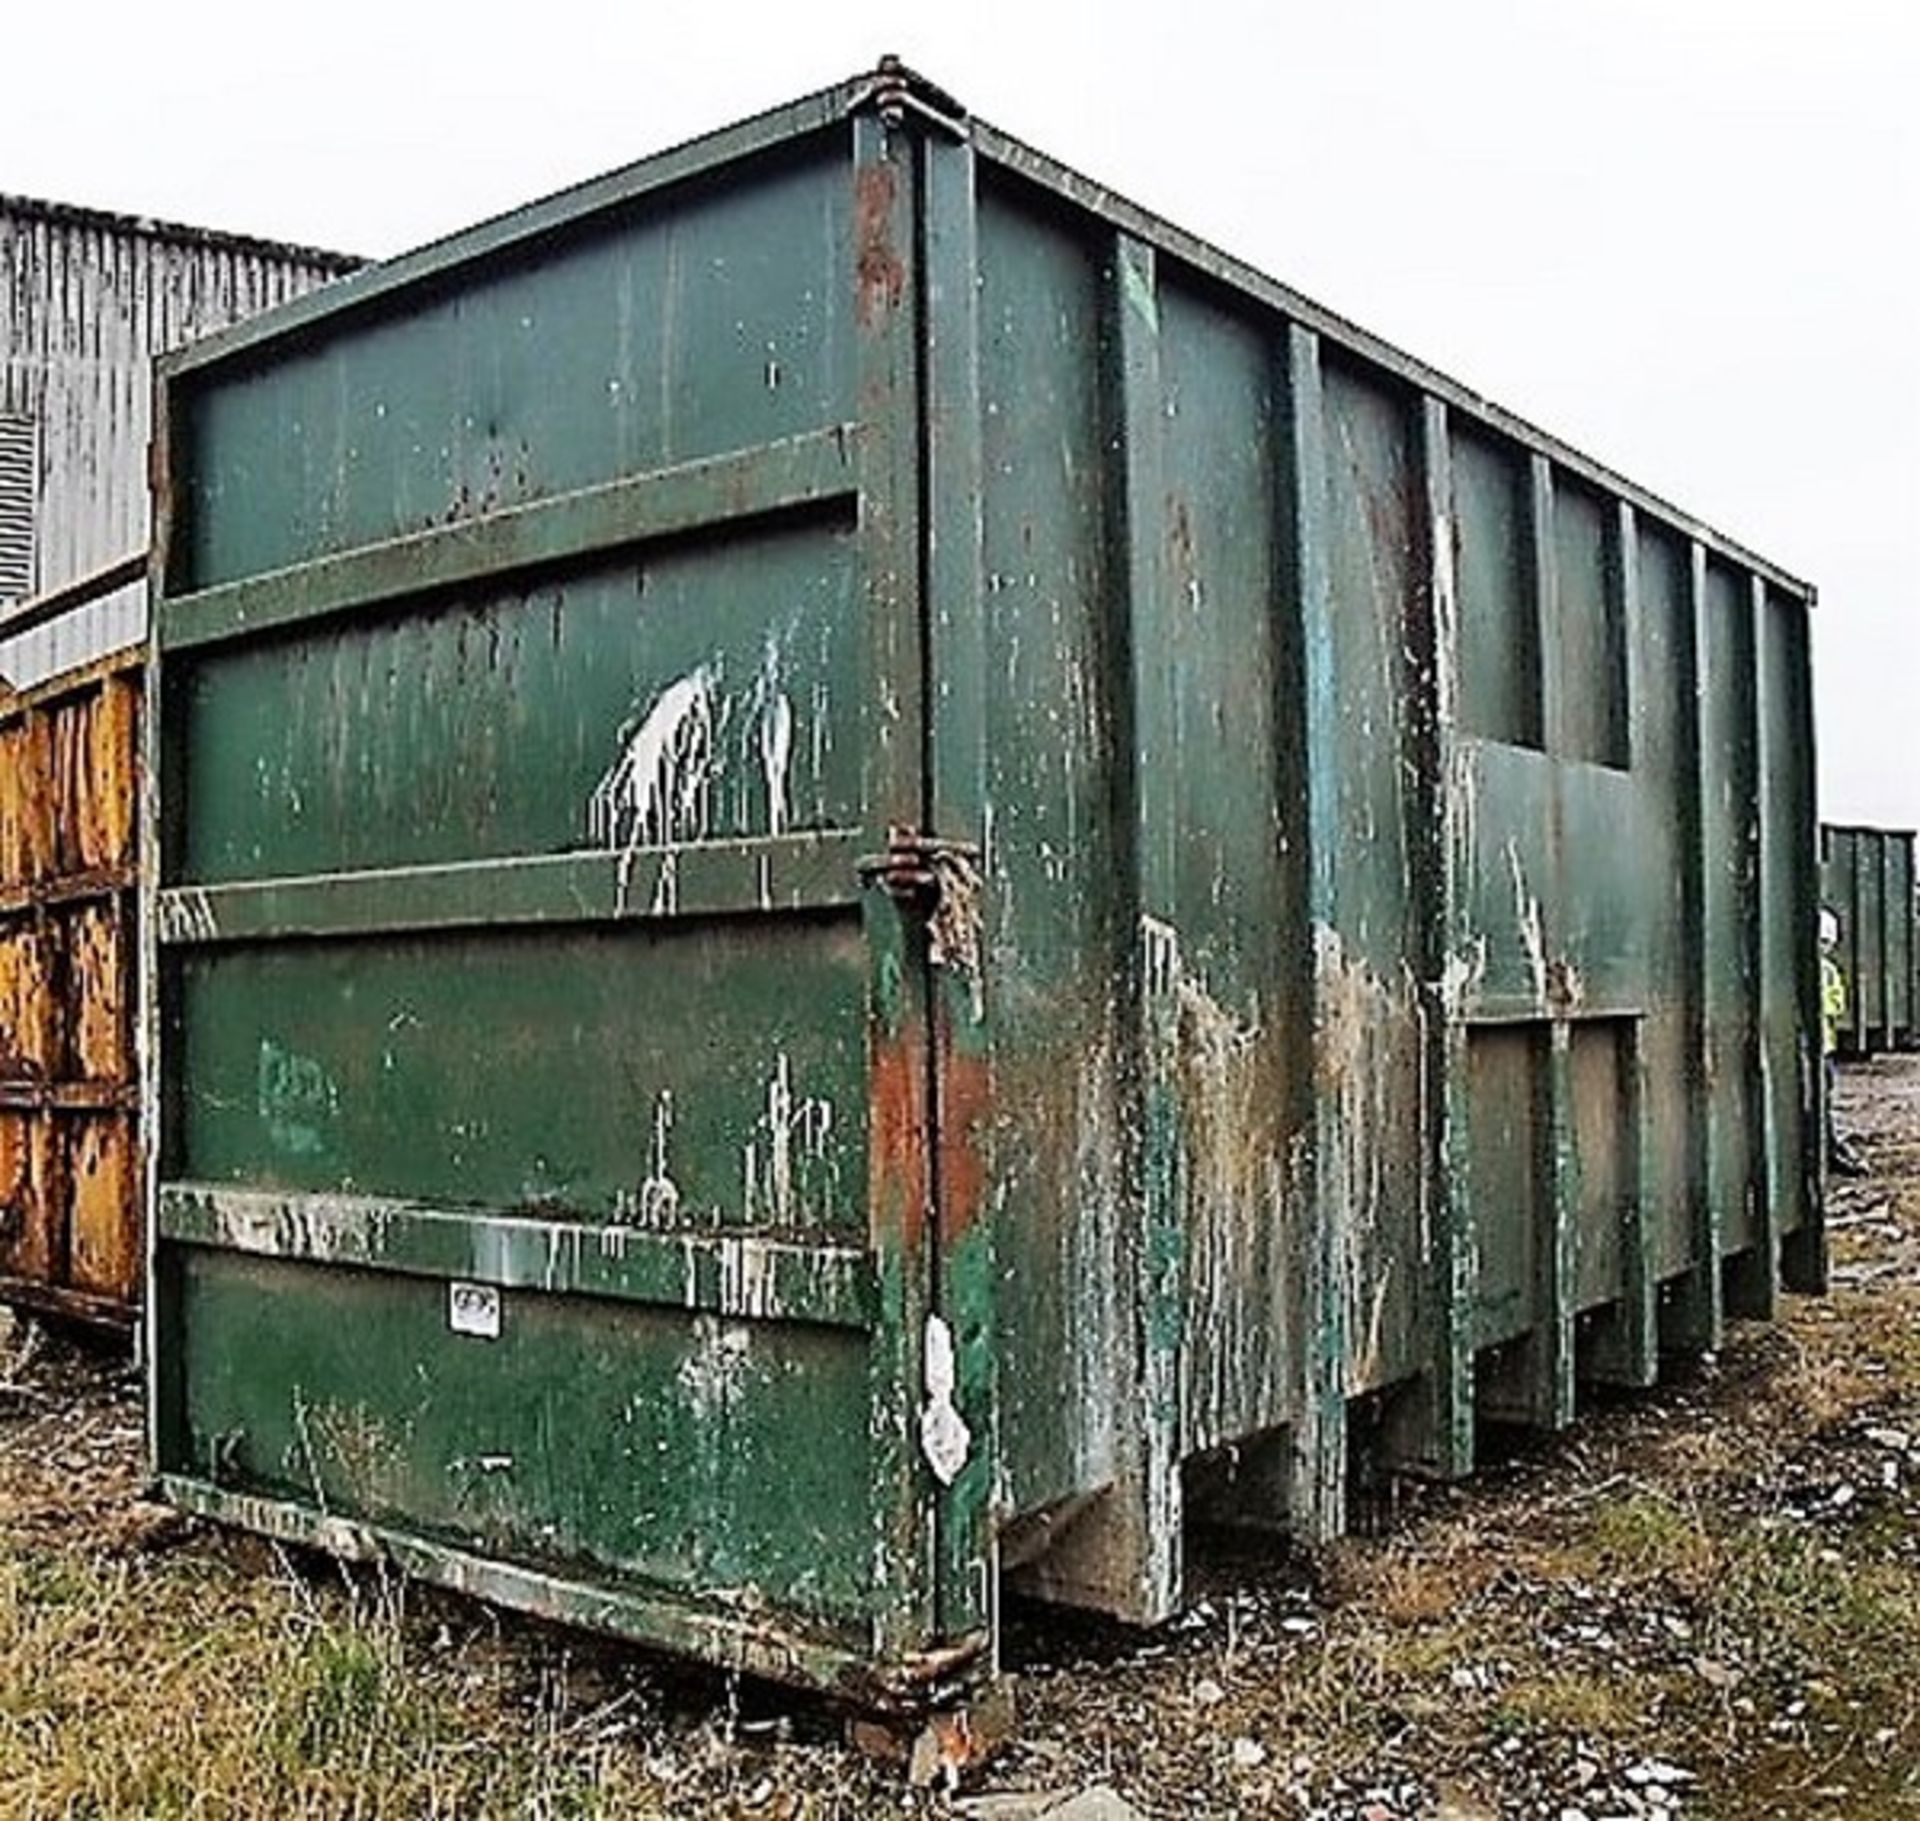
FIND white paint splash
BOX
[717,1235,782,1321]
[590,663,720,904]
[919,1313,972,1485]
[1439,935,1489,1016]
[589,639,808,906]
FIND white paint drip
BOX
[1141,913,1183,1000]
[637,1089,680,1227]
[649,851,678,917]
[717,1235,781,1321]
[1431,505,1459,725]
[590,663,720,905]
[758,663,794,838]
[742,1053,835,1229]
[1505,838,1550,1005]
[590,641,808,905]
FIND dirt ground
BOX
[2,1058,1918,1818]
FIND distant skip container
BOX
[1821,824,1917,1056]
[149,64,1826,1719]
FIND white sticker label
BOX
[449,1281,502,1340]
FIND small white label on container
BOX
[449,1281,502,1340]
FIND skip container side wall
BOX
[0,642,143,1325]
[148,71,1824,1699]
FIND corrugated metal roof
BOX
[0,199,361,686]
[0,191,360,275]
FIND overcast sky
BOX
[7,0,1913,827]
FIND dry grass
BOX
[0,1060,1918,1817]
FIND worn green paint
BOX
[158,1184,876,1326]
[168,1250,876,1626]
[152,62,1824,1712]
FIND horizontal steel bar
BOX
[0,1082,137,1113]
[158,426,860,653]
[0,864,137,921]
[1461,998,1649,1025]
[0,1273,136,1330]
[970,123,1813,602]
[156,830,864,945]
[158,1183,877,1329]
[154,1476,898,1701]
[0,552,146,642]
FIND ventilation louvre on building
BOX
[0,414,36,605]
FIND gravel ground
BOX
[0,1056,1916,1817]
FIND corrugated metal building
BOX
[0,196,357,686]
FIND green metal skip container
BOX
[148,62,1826,1714]
[1820,824,1918,1055]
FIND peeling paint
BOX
[257,1038,339,1158]
[675,1314,754,1425]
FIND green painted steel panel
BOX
[1759,597,1811,1236]
[1629,526,1696,1282]
[1317,358,1426,1396]
[1453,426,1540,750]
[1468,1025,1546,1350]
[1890,840,1916,1040]
[152,62,1824,1708]
[973,186,1129,1520]
[175,918,867,1233]
[171,520,862,886]
[1551,479,1627,770]
[1700,561,1757,1253]
[179,150,857,593]
[172,1250,875,1629]
[1153,272,1300,1454]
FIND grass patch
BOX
[1493,1671,1647,1738]
[1581,1490,1719,1589]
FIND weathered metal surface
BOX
[0,634,142,1324]
[0,194,356,688]
[151,60,1824,1709]
[1821,825,1918,1055]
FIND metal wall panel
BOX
[0,197,355,687]
[0,649,142,1323]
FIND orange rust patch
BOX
[68,1115,139,1301]
[870,1023,930,1253]
[0,656,143,1323]
[853,163,906,330]
[935,1036,990,1247]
